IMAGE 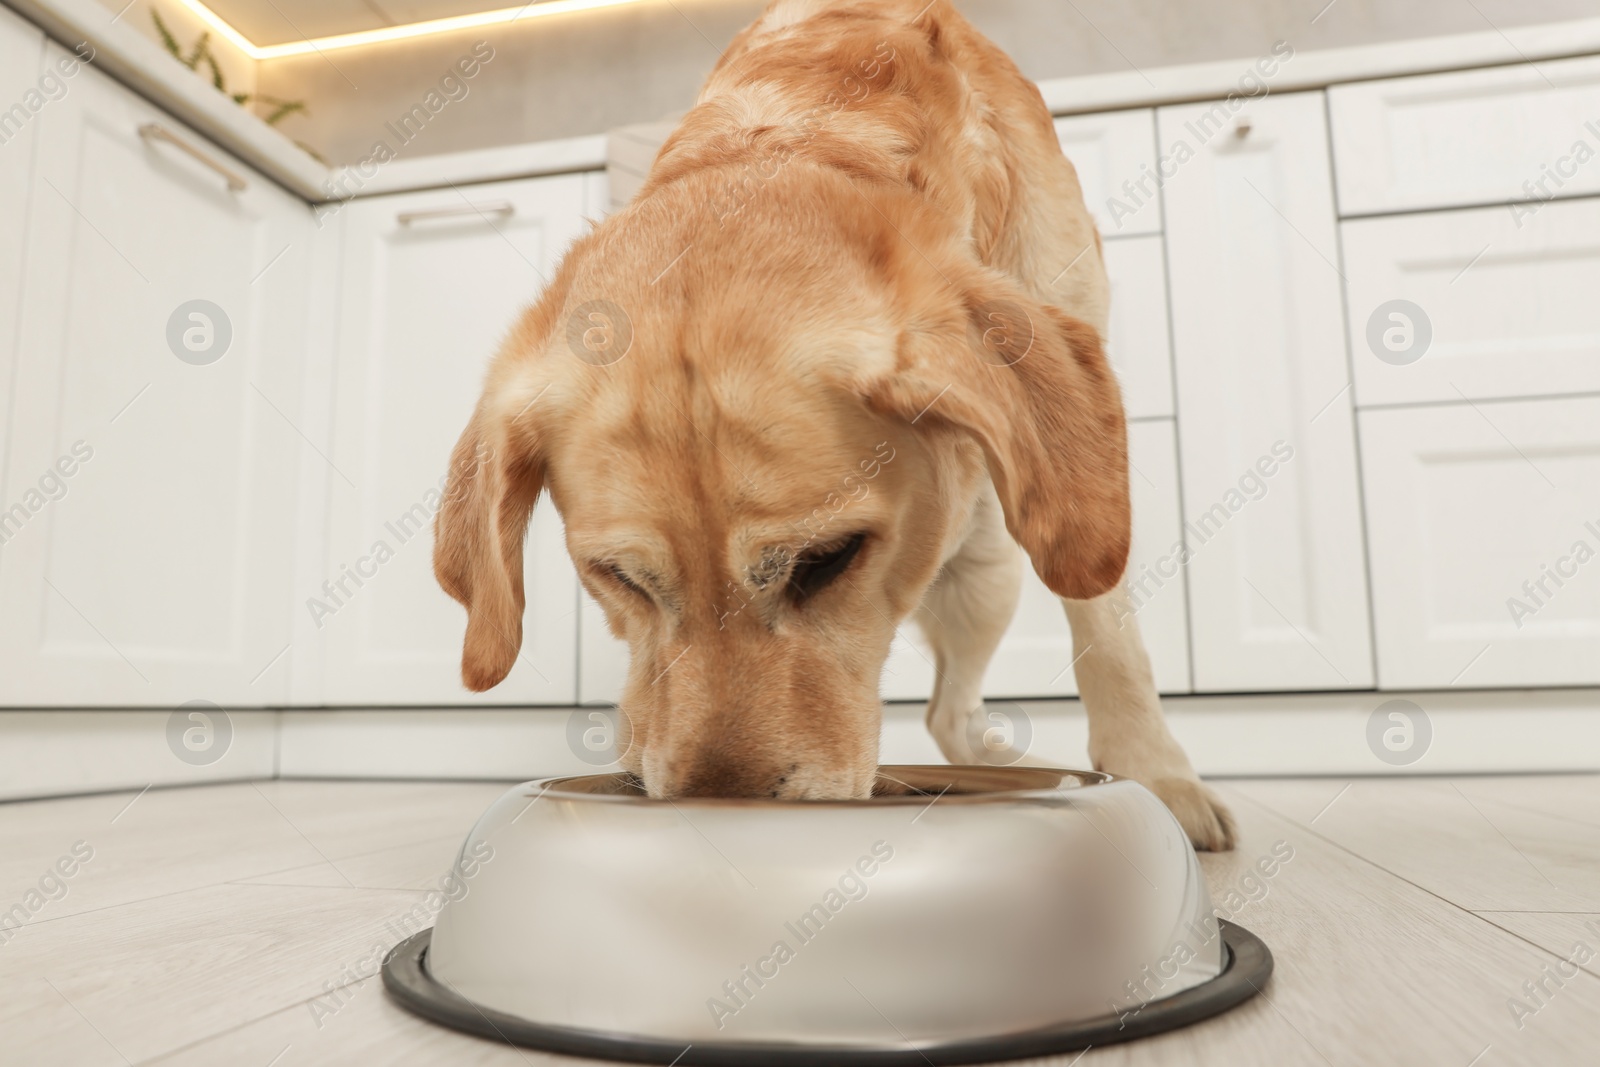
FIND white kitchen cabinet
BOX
[879,418,1192,702]
[0,2,42,124]
[1361,397,1600,689]
[1329,54,1600,216]
[1161,91,1374,692]
[1054,109,1161,237]
[1103,235,1174,419]
[0,8,43,488]
[0,47,312,707]
[1343,198,1600,406]
[313,177,590,706]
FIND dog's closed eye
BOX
[788,533,866,602]
[601,563,651,599]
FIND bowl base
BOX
[382,921,1272,1065]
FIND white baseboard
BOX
[879,688,1600,777]
[0,710,277,801]
[3,689,1598,802]
[276,708,612,779]
[1137,689,1600,776]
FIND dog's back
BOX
[640,0,1107,330]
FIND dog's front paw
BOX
[1145,776,1237,852]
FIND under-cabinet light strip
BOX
[175,0,651,60]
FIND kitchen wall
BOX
[245,0,1595,167]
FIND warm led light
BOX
[175,0,651,60]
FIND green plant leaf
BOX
[184,31,210,71]
[264,100,308,126]
[150,8,308,130]
[203,49,226,91]
[151,9,182,60]
[255,94,309,124]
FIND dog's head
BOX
[433,178,1128,799]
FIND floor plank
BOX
[245,780,513,861]
[230,834,467,892]
[139,971,584,1067]
[0,882,430,1064]
[0,784,323,926]
[1227,777,1600,912]
[1474,912,1600,979]
[5,776,1600,1066]
[1056,785,1600,1066]
[1451,774,1600,831]
[0,781,508,932]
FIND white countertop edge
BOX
[4,0,329,200]
[1035,15,1600,114]
[2,0,609,203]
[326,134,610,200]
[11,0,1600,204]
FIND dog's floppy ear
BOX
[868,288,1130,600]
[433,386,545,692]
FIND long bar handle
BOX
[397,201,516,225]
[138,123,248,192]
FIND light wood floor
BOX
[3,776,1598,1065]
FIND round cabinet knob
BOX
[1233,117,1253,139]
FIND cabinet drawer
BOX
[1361,397,1600,689]
[1103,235,1173,419]
[1344,197,1600,406]
[1054,109,1160,236]
[1329,55,1600,215]
[881,418,1192,701]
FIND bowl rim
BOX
[518,764,1119,807]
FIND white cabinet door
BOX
[0,9,44,479]
[1054,109,1161,236]
[1361,397,1600,689]
[1103,235,1173,419]
[1161,91,1374,692]
[1343,198,1600,406]
[0,48,312,707]
[1328,55,1600,216]
[315,177,590,706]
[879,419,1193,701]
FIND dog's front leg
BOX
[917,489,1025,765]
[911,487,1233,850]
[1063,589,1236,851]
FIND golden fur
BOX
[434,0,1235,848]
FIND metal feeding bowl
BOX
[383,765,1271,1065]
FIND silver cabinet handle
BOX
[138,123,248,192]
[397,201,516,225]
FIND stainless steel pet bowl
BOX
[384,765,1271,1065]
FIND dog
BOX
[433,0,1235,850]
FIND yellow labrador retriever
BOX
[434,0,1234,849]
